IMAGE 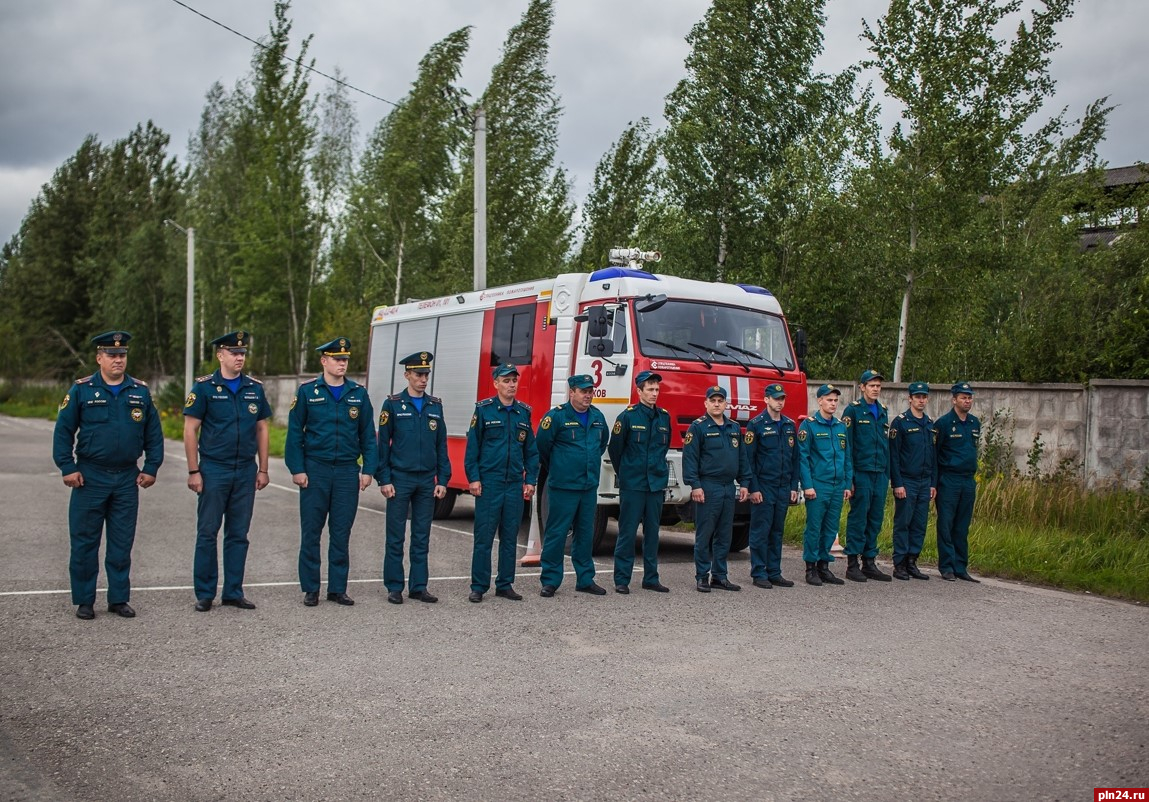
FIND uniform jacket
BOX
[607,402,671,492]
[464,396,539,486]
[285,376,377,475]
[842,397,890,474]
[743,411,800,495]
[934,409,981,478]
[183,370,272,464]
[535,402,609,491]
[888,409,936,487]
[682,414,750,488]
[798,413,852,489]
[53,372,163,475]
[375,389,451,484]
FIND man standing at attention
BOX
[743,383,799,590]
[888,381,936,581]
[841,369,892,582]
[682,386,750,594]
[184,331,272,612]
[464,363,538,603]
[798,384,853,586]
[934,381,981,583]
[53,331,164,620]
[607,370,672,595]
[376,352,451,604]
[535,374,610,598]
[286,337,377,607]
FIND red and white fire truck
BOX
[364,249,808,554]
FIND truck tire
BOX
[729,521,750,553]
[432,488,459,519]
[591,506,614,555]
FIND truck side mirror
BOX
[792,327,808,374]
[585,305,610,338]
[587,338,615,358]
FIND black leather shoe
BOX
[194,599,213,612]
[817,562,844,585]
[108,602,135,618]
[862,558,893,582]
[709,578,741,591]
[845,555,867,582]
[614,585,630,594]
[752,578,773,589]
[387,591,404,604]
[907,558,930,580]
[326,592,355,606]
[468,591,483,603]
[955,572,981,583]
[769,576,794,587]
[221,597,256,609]
[303,592,319,606]
[940,571,956,582]
[641,582,670,593]
[76,604,95,620]
[576,582,607,596]
[408,590,438,603]
[893,560,911,581]
[805,566,823,586]
[539,585,556,598]
[696,581,712,593]
[495,588,523,601]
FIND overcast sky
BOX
[1,0,1144,247]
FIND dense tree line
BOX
[0,0,1144,385]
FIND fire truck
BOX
[364,249,808,555]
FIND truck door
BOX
[573,302,633,423]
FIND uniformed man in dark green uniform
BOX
[682,385,750,593]
[286,338,377,607]
[465,363,539,603]
[375,352,451,604]
[184,331,272,612]
[535,374,610,597]
[53,331,164,620]
[798,384,853,586]
[889,381,935,581]
[842,369,892,582]
[934,381,981,583]
[607,370,671,594]
[744,383,799,589]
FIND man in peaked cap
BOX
[607,370,672,594]
[889,381,936,581]
[743,383,800,589]
[535,374,610,597]
[286,338,377,607]
[375,351,451,604]
[841,369,893,582]
[53,331,164,620]
[934,381,982,583]
[183,330,273,612]
[682,385,751,593]
[464,363,539,603]
[797,384,853,586]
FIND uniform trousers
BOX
[471,480,524,593]
[694,481,735,582]
[298,461,361,594]
[802,481,846,564]
[749,486,789,580]
[384,470,435,593]
[194,460,257,601]
[935,473,976,575]
[892,476,931,564]
[846,469,886,559]
[69,464,139,606]
[539,486,597,589]
[613,488,663,588]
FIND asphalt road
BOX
[1,414,1146,801]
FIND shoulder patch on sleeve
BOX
[744,431,754,444]
[844,416,852,428]
[379,409,390,426]
[683,431,693,445]
[540,415,552,430]
[612,420,623,435]
[798,428,807,442]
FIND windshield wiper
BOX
[689,342,750,374]
[723,342,785,376]
[645,338,711,369]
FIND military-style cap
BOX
[567,374,594,390]
[492,363,519,379]
[401,351,434,373]
[908,381,930,396]
[816,383,841,398]
[316,337,351,358]
[211,331,250,353]
[763,383,786,399]
[951,381,975,396]
[705,385,728,400]
[859,369,884,384]
[634,370,663,386]
[91,330,131,355]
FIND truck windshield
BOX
[634,300,795,371]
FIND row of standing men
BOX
[52,330,981,620]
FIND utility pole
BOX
[473,104,487,292]
[164,220,196,392]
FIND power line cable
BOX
[169,0,399,108]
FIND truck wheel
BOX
[432,488,459,519]
[591,506,614,555]
[729,522,750,553]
